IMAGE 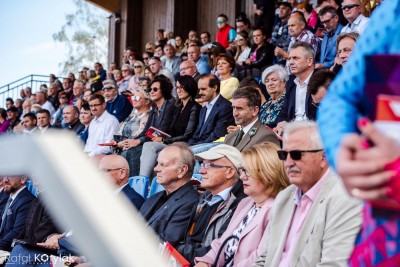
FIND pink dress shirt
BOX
[278,169,330,267]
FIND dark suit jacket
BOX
[189,95,234,145]
[225,119,280,150]
[276,75,317,123]
[137,98,177,143]
[0,190,9,217]
[106,94,133,123]
[0,187,35,250]
[164,99,201,144]
[18,197,61,244]
[121,184,145,210]
[139,181,199,246]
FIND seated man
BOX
[0,176,35,251]
[99,155,144,210]
[22,113,38,135]
[36,109,53,133]
[188,74,234,146]
[177,144,246,265]
[84,94,119,160]
[103,79,133,123]
[252,121,362,267]
[224,86,280,149]
[139,143,200,246]
[307,69,336,107]
[62,105,85,135]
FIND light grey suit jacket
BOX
[224,119,280,151]
[253,171,362,267]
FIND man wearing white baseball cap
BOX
[176,144,246,265]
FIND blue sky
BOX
[0,0,84,87]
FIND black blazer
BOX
[164,98,201,144]
[248,41,274,70]
[139,181,199,246]
[121,184,145,210]
[0,188,35,250]
[276,75,317,123]
[189,95,234,145]
[137,98,177,143]
[18,197,61,244]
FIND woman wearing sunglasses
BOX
[121,74,176,176]
[127,60,146,94]
[115,88,151,148]
[139,75,201,179]
[195,142,289,267]
[234,31,251,66]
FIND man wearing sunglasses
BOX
[253,121,361,267]
[341,0,369,34]
[176,144,246,265]
[102,79,132,123]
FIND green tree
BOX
[53,0,109,75]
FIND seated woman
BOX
[194,142,289,267]
[258,65,288,128]
[217,54,239,101]
[114,88,152,148]
[120,75,176,176]
[139,75,201,179]
[234,31,251,66]
[241,28,274,79]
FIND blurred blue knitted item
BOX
[317,0,400,169]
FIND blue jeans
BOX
[5,244,51,267]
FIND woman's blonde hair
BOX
[241,142,290,198]
[133,60,145,76]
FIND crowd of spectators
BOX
[1,0,397,266]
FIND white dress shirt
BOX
[341,14,369,34]
[84,110,119,157]
[294,72,313,121]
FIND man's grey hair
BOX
[290,41,315,63]
[282,120,324,149]
[261,64,289,85]
[166,142,195,179]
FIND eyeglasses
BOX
[238,167,250,177]
[143,57,149,60]
[200,162,231,169]
[131,95,142,101]
[320,15,337,24]
[216,20,226,24]
[146,87,159,93]
[134,65,142,68]
[101,168,124,173]
[277,149,323,161]
[235,38,245,41]
[102,87,115,91]
[58,96,67,99]
[341,4,359,10]
[176,85,185,90]
[89,103,103,108]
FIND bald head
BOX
[180,60,197,76]
[63,105,80,125]
[99,155,130,187]
[288,12,307,38]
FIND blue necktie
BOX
[0,198,12,233]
